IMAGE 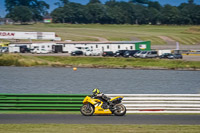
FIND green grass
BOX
[0,124,200,133]
[1,54,200,70]
[0,24,200,45]
[37,56,200,70]
[0,54,49,67]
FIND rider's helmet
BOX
[92,88,100,95]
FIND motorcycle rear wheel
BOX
[113,104,126,116]
[80,104,94,116]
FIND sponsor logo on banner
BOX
[139,44,146,50]
[0,32,15,36]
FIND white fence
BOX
[107,94,200,113]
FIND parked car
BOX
[144,51,158,58]
[31,48,37,54]
[139,51,148,58]
[37,49,49,54]
[168,54,183,59]
[31,48,49,54]
[85,50,92,56]
[114,50,128,57]
[85,49,101,56]
[159,53,173,59]
[1,47,8,53]
[71,50,83,56]
[102,51,114,57]
[123,50,140,57]
[134,51,143,58]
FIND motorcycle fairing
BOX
[110,96,123,101]
[94,101,112,115]
[83,96,112,114]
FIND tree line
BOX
[5,0,200,25]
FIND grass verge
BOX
[1,54,200,70]
[0,24,200,44]
[0,124,200,133]
[0,54,49,67]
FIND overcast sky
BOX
[0,0,200,17]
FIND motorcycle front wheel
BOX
[113,104,126,116]
[80,104,94,116]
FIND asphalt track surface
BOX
[1,114,200,125]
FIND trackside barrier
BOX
[0,94,200,113]
[107,94,200,113]
[0,93,87,112]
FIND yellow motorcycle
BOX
[80,95,126,116]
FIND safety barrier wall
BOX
[0,93,87,112]
[108,94,200,113]
[0,94,200,113]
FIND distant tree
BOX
[117,2,137,24]
[147,1,162,24]
[148,1,162,11]
[161,5,181,24]
[191,5,200,24]
[106,1,126,24]
[188,0,194,4]
[55,0,69,7]
[5,0,49,22]
[7,6,33,24]
[51,7,66,23]
[178,3,193,24]
[86,3,108,23]
[60,0,69,5]
[129,0,149,4]
[178,2,200,24]
[68,3,88,23]
[106,6,125,24]
[147,8,161,24]
[50,0,200,25]
[51,2,88,24]
[5,0,24,12]
[31,1,49,21]
[105,0,117,7]
[134,4,149,24]
[88,0,101,4]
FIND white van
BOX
[85,49,101,56]
[134,51,142,58]
[140,51,158,58]
[146,51,158,58]
[31,48,49,54]
[139,51,148,58]
[8,45,20,53]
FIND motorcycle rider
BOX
[92,88,112,109]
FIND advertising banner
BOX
[0,31,56,40]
